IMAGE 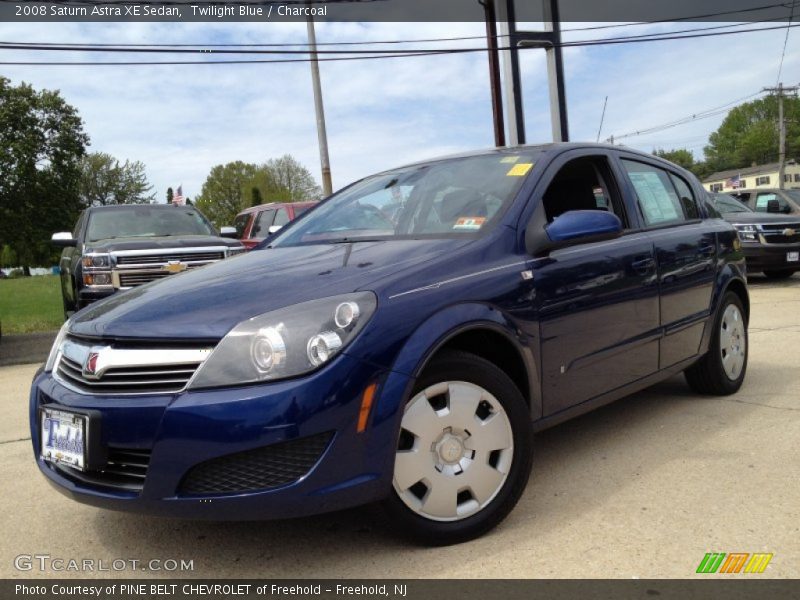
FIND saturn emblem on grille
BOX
[162,260,188,274]
[783,228,796,237]
[83,351,101,379]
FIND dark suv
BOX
[33,144,748,545]
[52,204,245,316]
[707,192,800,279]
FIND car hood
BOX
[721,212,800,225]
[84,235,241,253]
[70,238,470,340]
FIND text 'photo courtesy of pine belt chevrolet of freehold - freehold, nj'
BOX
[0,1,799,599]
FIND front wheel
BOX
[684,291,748,395]
[383,350,533,545]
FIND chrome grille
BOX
[115,251,224,265]
[118,271,171,287]
[759,223,800,244]
[55,338,213,395]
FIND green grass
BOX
[0,275,64,334]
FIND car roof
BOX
[237,201,318,216]
[86,204,198,211]
[373,142,685,176]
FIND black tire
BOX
[763,270,794,280]
[684,291,748,395]
[383,350,533,546]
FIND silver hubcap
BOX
[720,304,746,380]
[392,381,514,522]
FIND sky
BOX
[0,18,798,205]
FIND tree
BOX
[265,155,322,200]
[0,77,88,270]
[166,187,174,204]
[250,187,263,207]
[195,161,261,227]
[704,95,800,173]
[653,148,695,171]
[79,152,155,206]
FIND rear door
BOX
[617,156,717,368]
[530,150,661,415]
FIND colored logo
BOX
[783,228,796,237]
[696,552,773,574]
[84,352,100,377]
[162,261,188,274]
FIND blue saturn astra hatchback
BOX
[31,143,749,545]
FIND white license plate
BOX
[41,408,86,470]
[788,252,799,262]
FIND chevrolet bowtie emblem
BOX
[162,261,188,274]
[783,228,796,237]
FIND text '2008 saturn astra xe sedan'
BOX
[31,143,749,545]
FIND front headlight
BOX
[188,292,377,390]
[734,224,761,242]
[44,320,70,372]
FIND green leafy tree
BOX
[704,95,800,172]
[265,155,322,200]
[166,186,174,204]
[79,152,155,206]
[653,148,695,170]
[1,244,17,268]
[250,187,263,207]
[195,161,261,227]
[0,77,88,270]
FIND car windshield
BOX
[271,152,541,246]
[710,193,752,214]
[86,207,215,242]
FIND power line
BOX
[608,91,766,141]
[776,2,796,84]
[2,22,799,65]
[0,1,796,49]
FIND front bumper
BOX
[30,354,411,520]
[77,286,115,306]
[741,243,800,272]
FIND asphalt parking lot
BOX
[0,275,798,579]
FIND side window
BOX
[540,155,629,226]
[669,173,699,219]
[710,183,723,192]
[72,212,86,239]
[621,159,686,227]
[756,175,771,186]
[251,209,276,238]
[233,214,250,239]
[273,208,290,227]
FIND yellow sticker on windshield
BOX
[500,156,520,163]
[506,163,533,176]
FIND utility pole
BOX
[481,0,505,147]
[307,16,333,197]
[762,82,798,190]
[496,0,569,146]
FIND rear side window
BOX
[755,192,789,213]
[622,160,687,227]
[252,209,276,238]
[273,208,290,227]
[669,173,699,219]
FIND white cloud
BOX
[0,20,797,205]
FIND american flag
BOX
[173,185,185,206]
[725,175,741,189]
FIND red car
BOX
[233,201,318,250]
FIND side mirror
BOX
[529,210,622,255]
[766,199,781,213]
[219,226,238,239]
[268,225,283,234]
[51,232,77,247]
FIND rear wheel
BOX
[763,270,794,280]
[684,291,747,395]
[384,350,533,545]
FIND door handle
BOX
[631,257,655,274]
[699,244,716,256]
